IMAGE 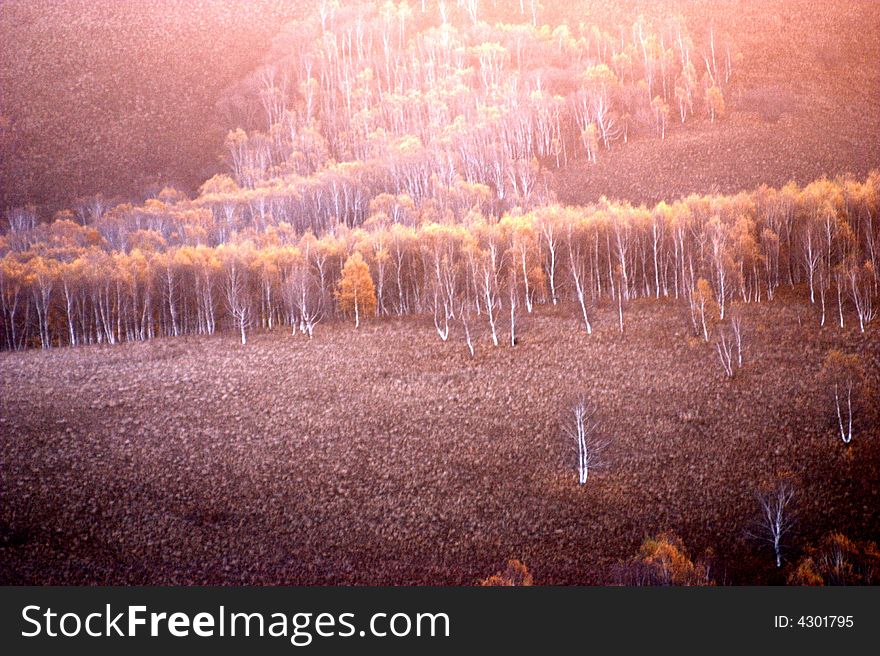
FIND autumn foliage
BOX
[616,532,713,586]
[335,252,377,328]
[479,559,534,586]
[789,533,880,586]
[1,172,878,350]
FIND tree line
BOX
[1,172,877,350]
[484,528,880,585]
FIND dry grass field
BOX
[2,296,877,585]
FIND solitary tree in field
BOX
[748,480,796,569]
[564,396,609,485]
[821,350,864,444]
[336,252,377,328]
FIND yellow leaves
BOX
[335,252,377,323]
[696,277,715,302]
[390,134,424,158]
[157,187,186,204]
[80,248,114,283]
[224,128,248,149]
[25,254,60,285]
[801,177,845,220]
[0,254,27,286]
[374,247,391,265]
[583,63,618,89]
[706,86,725,120]
[528,263,547,293]
[470,41,507,59]
[731,215,761,261]
[315,232,346,260]
[129,230,166,253]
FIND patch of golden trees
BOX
[1,173,877,351]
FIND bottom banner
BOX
[1,586,876,653]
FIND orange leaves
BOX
[618,532,713,586]
[696,278,716,307]
[821,350,864,386]
[479,559,534,586]
[24,254,60,287]
[639,533,712,585]
[129,229,166,253]
[789,533,880,585]
[335,252,377,327]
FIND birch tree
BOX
[566,220,593,334]
[220,246,251,345]
[749,480,796,568]
[564,395,609,485]
[821,351,864,444]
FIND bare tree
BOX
[749,481,796,568]
[821,351,864,444]
[564,396,609,485]
[730,314,745,367]
[457,299,475,358]
[716,330,735,378]
[222,256,251,345]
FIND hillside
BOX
[1,0,878,212]
[555,0,880,203]
[0,0,305,209]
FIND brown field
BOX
[1,296,878,585]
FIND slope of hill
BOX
[554,0,880,203]
[0,0,305,209]
[1,0,878,212]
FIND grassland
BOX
[2,294,877,584]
